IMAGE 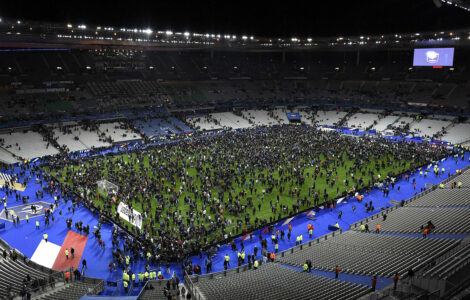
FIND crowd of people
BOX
[39,125,452,264]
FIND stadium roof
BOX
[0,0,469,38]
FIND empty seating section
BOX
[278,231,456,277]
[356,207,470,234]
[97,122,141,142]
[133,120,158,137]
[298,108,316,125]
[372,115,400,132]
[409,119,451,138]
[271,108,290,124]
[210,112,252,129]
[146,118,180,135]
[241,110,278,126]
[168,117,193,132]
[406,188,470,207]
[0,147,20,164]
[70,126,112,149]
[38,281,98,300]
[441,123,470,144]
[186,115,223,131]
[52,128,89,152]
[421,243,470,280]
[0,131,59,159]
[314,111,347,126]
[346,113,379,130]
[193,263,369,300]
[393,116,414,129]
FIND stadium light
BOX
[165,30,173,35]
[144,28,153,34]
[67,24,72,28]
[184,32,190,37]
[242,35,248,40]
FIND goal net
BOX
[97,180,119,195]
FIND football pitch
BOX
[46,128,425,245]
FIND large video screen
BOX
[413,48,454,67]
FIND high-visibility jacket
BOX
[270,253,275,260]
[254,260,259,268]
[26,215,29,221]
[225,255,230,262]
[43,234,48,240]
[65,249,69,256]
[237,252,241,258]
[123,281,128,288]
[296,236,300,242]
[125,257,130,265]
[138,273,144,281]
[360,224,365,231]
[131,274,135,281]
[458,182,462,187]
[299,235,303,242]
[36,221,39,227]
[309,229,313,235]
[241,252,245,260]
[144,272,149,279]
[152,271,157,279]
[274,244,278,250]
[303,264,308,271]
[157,270,162,278]
[376,224,381,230]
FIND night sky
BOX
[1,0,469,37]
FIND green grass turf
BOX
[48,147,413,243]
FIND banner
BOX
[286,112,301,121]
[117,202,142,229]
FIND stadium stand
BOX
[0,130,59,159]
[278,231,457,277]
[314,111,348,126]
[189,262,370,300]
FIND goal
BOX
[97,180,119,195]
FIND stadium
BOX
[0,1,470,299]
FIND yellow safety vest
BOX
[123,281,128,288]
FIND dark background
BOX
[1,0,469,37]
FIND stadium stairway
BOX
[278,263,393,290]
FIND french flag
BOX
[31,231,88,271]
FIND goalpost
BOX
[97,179,119,196]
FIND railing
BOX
[84,277,105,295]
[276,228,344,259]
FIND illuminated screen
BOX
[413,48,454,67]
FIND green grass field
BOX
[48,145,413,243]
